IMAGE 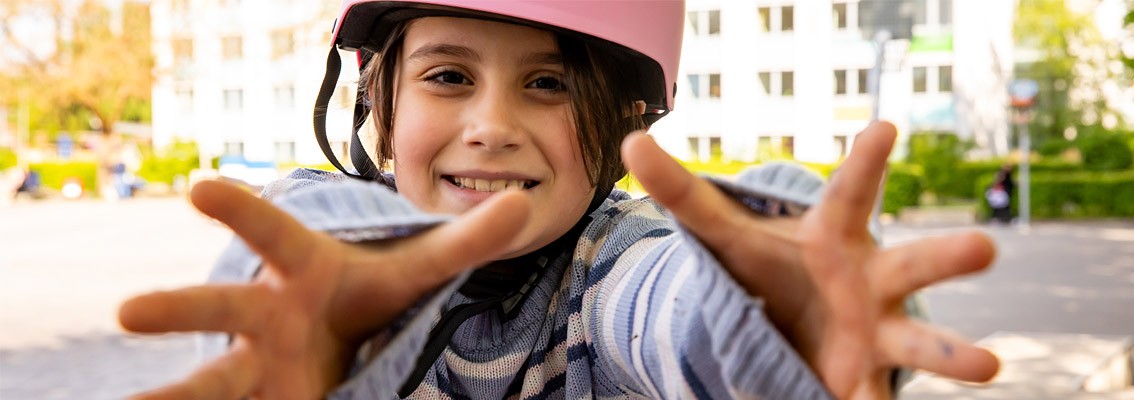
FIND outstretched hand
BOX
[118,180,530,399]
[622,121,998,399]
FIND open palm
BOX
[622,122,999,399]
[118,180,530,399]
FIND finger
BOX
[878,318,1000,383]
[621,132,804,291]
[119,285,268,335]
[621,132,744,247]
[385,190,532,295]
[814,121,896,235]
[131,341,261,400]
[870,231,996,303]
[190,180,321,277]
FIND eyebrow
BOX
[519,51,563,67]
[405,43,563,67]
[406,43,481,63]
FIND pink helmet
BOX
[331,0,685,113]
[314,0,684,181]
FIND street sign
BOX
[1009,79,1040,109]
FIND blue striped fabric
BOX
[204,166,834,399]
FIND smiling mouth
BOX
[442,175,540,192]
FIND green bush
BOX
[974,170,1134,219]
[1078,133,1133,171]
[882,163,923,215]
[28,161,99,194]
[139,141,199,185]
[0,148,16,170]
[907,132,965,198]
[947,160,1080,201]
[1037,138,1074,157]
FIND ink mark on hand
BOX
[940,339,954,359]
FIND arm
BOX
[119,178,530,399]
[620,123,999,399]
[587,176,830,399]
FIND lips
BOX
[442,175,540,192]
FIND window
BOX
[834,136,849,157]
[336,85,356,109]
[223,88,243,111]
[914,0,927,25]
[913,66,927,93]
[687,74,702,98]
[274,85,295,109]
[222,36,242,60]
[176,88,193,111]
[172,38,193,61]
[858,69,870,94]
[833,3,847,30]
[708,10,721,35]
[688,136,722,161]
[758,7,771,32]
[834,69,847,95]
[758,71,794,97]
[687,73,721,98]
[687,10,722,36]
[223,141,244,157]
[271,29,294,60]
[781,6,794,31]
[275,141,296,163]
[939,65,952,93]
[940,0,953,25]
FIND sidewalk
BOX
[2,197,1133,398]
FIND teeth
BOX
[451,176,532,192]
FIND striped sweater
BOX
[203,163,833,399]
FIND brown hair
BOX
[360,19,647,192]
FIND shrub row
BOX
[28,161,99,194]
[973,170,1134,219]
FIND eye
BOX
[528,76,565,91]
[425,70,470,86]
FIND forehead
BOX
[402,17,558,53]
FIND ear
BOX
[633,100,647,115]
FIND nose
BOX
[461,90,527,153]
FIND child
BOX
[119,1,999,398]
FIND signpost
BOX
[1008,79,1039,230]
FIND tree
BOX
[0,0,152,185]
[1014,0,1121,145]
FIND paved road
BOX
[1,197,1132,399]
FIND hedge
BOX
[28,161,100,194]
[942,160,1079,200]
[138,141,200,186]
[974,170,1134,219]
[883,163,922,215]
[0,148,16,170]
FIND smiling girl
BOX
[119,1,999,399]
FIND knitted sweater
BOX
[202,163,833,399]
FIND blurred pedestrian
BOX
[987,164,1015,224]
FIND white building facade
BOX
[651,0,1016,163]
[150,0,1016,168]
[150,0,358,169]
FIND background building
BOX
[149,0,1016,168]
[151,0,356,172]
[651,0,1016,163]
